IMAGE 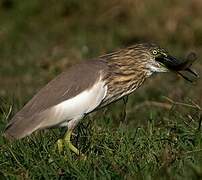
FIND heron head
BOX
[140,43,198,82]
[144,44,169,73]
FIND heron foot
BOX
[56,129,86,160]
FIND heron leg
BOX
[64,129,80,155]
[57,129,81,156]
[57,118,86,158]
[121,95,128,123]
[57,138,64,153]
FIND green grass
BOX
[1,98,202,179]
[0,0,202,179]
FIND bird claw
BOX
[57,139,64,154]
[56,138,87,160]
[79,154,87,160]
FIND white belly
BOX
[40,79,107,129]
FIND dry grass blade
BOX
[130,101,172,112]
[163,96,201,111]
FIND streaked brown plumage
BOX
[4,43,198,155]
[101,44,154,106]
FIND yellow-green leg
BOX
[64,129,80,155]
[57,129,80,155]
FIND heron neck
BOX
[99,51,151,106]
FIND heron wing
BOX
[4,59,108,139]
[15,60,107,118]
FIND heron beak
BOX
[156,53,199,82]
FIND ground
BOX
[0,0,202,179]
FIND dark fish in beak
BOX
[156,52,199,82]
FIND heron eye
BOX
[152,50,158,55]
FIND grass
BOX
[0,0,202,179]
[0,101,202,179]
